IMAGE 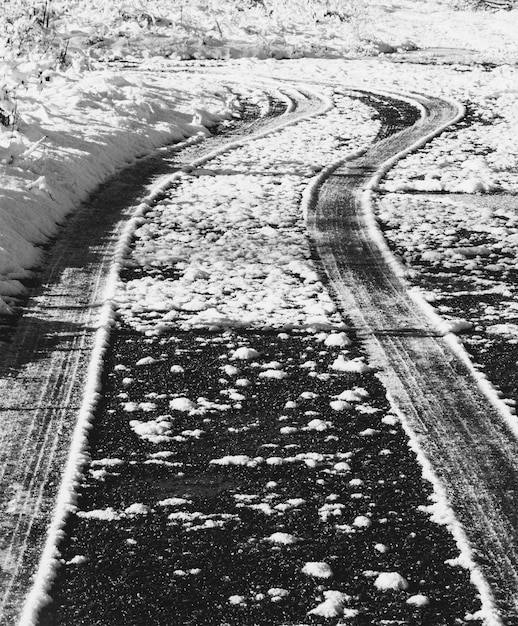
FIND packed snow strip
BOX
[389,398,502,626]
[0,67,239,313]
[345,90,505,624]
[295,78,503,623]
[17,253,118,626]
[116,91,379,333]
[374,191,518,441]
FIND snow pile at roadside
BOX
[372,0,518,61]
[116,91,379,333]
[0,68,234,314]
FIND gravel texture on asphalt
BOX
[38,323,482,625]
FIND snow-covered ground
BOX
[1,0,517,315]
[116,90,377,334]
[2,0,518,624]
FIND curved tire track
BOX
[0,80,328,626]
[307,90,515,624]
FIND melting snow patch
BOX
[129,419,171,443]
[407,594,430,607]
[329,400,352,412]
[486,323,518,338]
[268,588,290,602]
[231,347,260,360]
[136,356,158,366]
[77,507,122,521]
[301,561,333,579]
[306,418,332,431]
[210,454,252,466]
[124,503,151,516]
[228,595,246,605]
[374,572,409,591]
[438,318,473,335]
[157,497,192,507]
[353,515,372,529]
[308,591,354,619]
[65,555,89,566]
[324,332,352,347]
[259,369,288,380]
[331,356,374,373]
[222,364,240,376]
[169,397,196,412]
[90,458,124,467]
[374,543,389,554]
[266,532,299,545]
[336,387,370,402]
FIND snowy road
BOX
[308,91,518,621]
[0,79,322,625]
[0,68,514,625]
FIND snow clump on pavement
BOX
[374,571,409,591]
[302,561,334,579]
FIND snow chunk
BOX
[231,347,260,360]
[136,356,158,366]
[222,364,240,376]
[374,543,389,554]
[210,455,252,466]
[169,397,196,412]
[329,400,351,412]
[66,555,89,566]
[124,503,151,516]
[438,318,473,334]
[228,595,246,605]
[302,561,333,578]
[266,532,299,545]
[407,594,429,607]
[336,387,369,402]
[90,458,124,467]
[486,323,518,338]
[307,418,331,431]
[308,590,354,618]
[129,419,171,443]
[353,515,372,529]
[331,356,374,373]
[374,572,409,591]
[324,332,352,347]
[77,507,122,521]
[157,497,191,507]
[259,369,288,380]
[268,587,290,601]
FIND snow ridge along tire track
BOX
[7,79,333,626]
[306,89,515,626]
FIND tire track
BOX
[307,90,515,624]
[0,80,327,626]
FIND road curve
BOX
[0,81,327,626]
[307,90,518,624]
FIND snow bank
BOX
[0,68,233,313]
